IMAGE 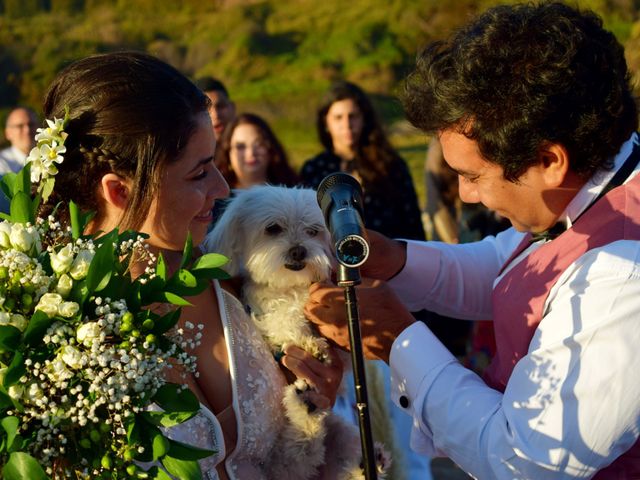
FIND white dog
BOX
[203,185,389,480]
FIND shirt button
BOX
[399,395,410,408]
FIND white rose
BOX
[9,224,41,254]
[77,322,101,347]
[0,221,12,249]
[9,314,27,331]
[8,385,23,401]
[60,345,83,370]
[0,312,10,326]
[58,301,79,319]
[48,357,73,381]
[50,244,74,275]
[35,293,63,318]
[69,249,94,280]
[56,274,73,298]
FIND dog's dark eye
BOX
[265,223,283,236]
[305,228,318,237]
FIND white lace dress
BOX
[161,281,287,479]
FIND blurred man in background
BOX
[0,106,38,174]
[195,76,236,142]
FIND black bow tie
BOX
[530,222,567,243]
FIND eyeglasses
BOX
[231,141,270,153]
[7,122,37,130]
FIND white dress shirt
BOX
[0,146,27,175]
[389,134,640,479]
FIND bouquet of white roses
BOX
[0,115,229,479]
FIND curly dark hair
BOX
[42,51,209,230]
[317,80,404,187]
[215,112,299,188]
[403,2,638,181]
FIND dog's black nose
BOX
[289,245,307,262]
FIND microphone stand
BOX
[337,264,377,480]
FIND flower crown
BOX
[25,109,69,200]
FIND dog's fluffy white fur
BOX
[203,185,389,480]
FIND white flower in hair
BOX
[35,117,67,143]
[26,112,69,185]
[27,140,66,184]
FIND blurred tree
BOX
[3,0,47,17]
[50,0,84,14]
[0,48,20,107]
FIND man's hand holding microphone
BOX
[308,173,415,363]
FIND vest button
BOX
[399,395,410,408]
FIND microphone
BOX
[317,172,369,268]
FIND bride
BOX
[40,51,343,479]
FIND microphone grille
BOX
[316,172,362,204]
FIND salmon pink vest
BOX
[483,172,640,479]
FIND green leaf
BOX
[152,384,199,413]
[0,173,16,200]
[9,192,33,224]
[159,291,192,307]
[2,452,48,480]
[86,233,115,293]
[30,193,41,224]
[23,310,53,346]
[156,253,167,282]
[3,352,25,389]
[132,418,160,463]
[1,417,19,450]
[191,267,231,281]
[127,281,142,313]
[192,253,228,271]
[161,456,202,480]
[153,309,181,335]
[69,200,81,239]
[166,270,209,297]
[126,417,141,444]
[145,466,174,480]
[39,177,55,204]
[142,410,197,428]
[16,164,31,196]
[0,326,21,353]
[179,232,194,271]
[167,438,216,461]
[139,275,167,300]
[174,269,197,288]
[0,388,13,409]
[152,432,170,460]
[69,278,89,306]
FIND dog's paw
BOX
[282,384,328,435]
[296,336,330,363]
[374,441,392,477]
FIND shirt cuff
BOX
[389,322,457,411]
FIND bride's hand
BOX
[281,345,343,409]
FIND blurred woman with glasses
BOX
[215,113,298,189]
[210,113,299,228]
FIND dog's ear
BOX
[201,197,245,276]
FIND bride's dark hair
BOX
[42,51,209,230]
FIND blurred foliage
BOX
[1,0,639,206]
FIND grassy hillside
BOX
[1,0,639,206]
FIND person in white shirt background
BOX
[305,2,640,479]
[0,106,38,212]
[0,106,38,174]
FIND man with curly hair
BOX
[306,3,640,478]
